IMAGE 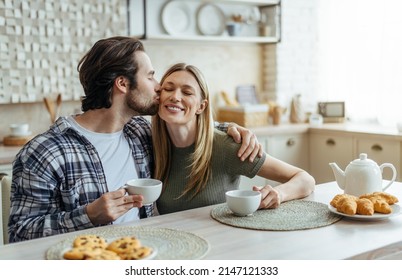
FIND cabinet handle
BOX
[371,144,383,151]
[287,138,295,146]
[326,138,336,146]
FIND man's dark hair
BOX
[77,36,145,111]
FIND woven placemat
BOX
[46,226,210,260]
[211,200,342,231]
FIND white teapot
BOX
[329,153,397,196]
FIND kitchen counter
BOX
[308,122,402,140]
[0,125,310,165]
[252,122,402,139]
[250,123,310,136]
[1,122,402,165]
[0,145,21,165]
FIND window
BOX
[317,0,402,126]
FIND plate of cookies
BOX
[328,191,401,221]
[47,226,210,260]
[54,234,157,260]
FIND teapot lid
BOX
[350,153,377,166]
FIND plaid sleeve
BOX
[214,121,229,132]
[8,135,101,243]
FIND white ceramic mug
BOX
[225,190,261,216]
[124,178,162,205]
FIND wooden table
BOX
[1,181,402,260]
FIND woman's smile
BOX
[165,105,184,113]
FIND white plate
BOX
[328,204,401,221]
[162,0,192,36]
[196,3,225,36]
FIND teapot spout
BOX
[329,162,346,190]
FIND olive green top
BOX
[156,129,266,214]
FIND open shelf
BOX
[128,0,281,44]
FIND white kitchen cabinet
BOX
[129,0,281,44]
[309,133,354,184]
[355,137,401,182]
[265,133,309,186]
[267,134,309,170]
[309,126,402,184]
[239,132,309,189]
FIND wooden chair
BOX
[0,176,11,245]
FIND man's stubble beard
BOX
[126,91,159,116]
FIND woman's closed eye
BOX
[162,86,193,96]
[182,90,193,96]
[162,86,174,92]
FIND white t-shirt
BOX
[67,116,139,223]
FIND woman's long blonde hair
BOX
[152,63,214,199]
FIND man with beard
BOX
[8,36,261,243]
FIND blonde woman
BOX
[152,63,315,214]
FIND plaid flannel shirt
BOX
[8,116,154,243]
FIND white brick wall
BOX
[264,0,320,115]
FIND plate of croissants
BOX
[328,191,401,220]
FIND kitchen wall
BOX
[0,0,126,139]
[144,0,319,120]
[0,0,319,141]
[144,41,264,113]
[273,0,319,114]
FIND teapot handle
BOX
[380,163,397,191]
